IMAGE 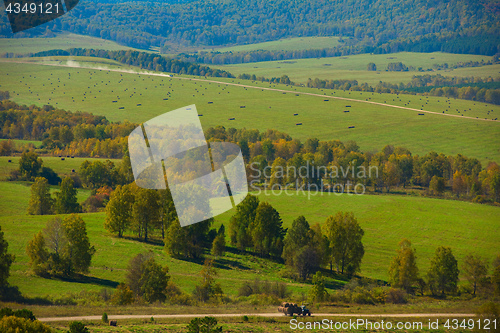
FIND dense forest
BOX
[1,0,499,55]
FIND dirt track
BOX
[38,312,476,322]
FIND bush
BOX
[386,288,407,304]
[0,316,52,333]
[69,321,89,333]
[475,302,500,333]
[111,283,134,305]
[102,312,108,324]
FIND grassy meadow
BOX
[1,60,499,164]
[207,36,344,53]
[210,52,497,86]
[1,170,498,300]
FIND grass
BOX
[1,60,499,164]
[0,33,139,56]
[209,52,496,85]
[0,138,42,148]
[1,176,498,300]
[0,156,119,180]
[206,36,344,53]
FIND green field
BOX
[0,139,42,148]
[1,60,499,164]
[210,52,496,85]
[0,33,139,55]
[1,178,498,299]
[0,156,119,181]
[206,36,344,53]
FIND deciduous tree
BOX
[105,184,134,237]
[427,246,459,295]
[324,212,364,276]
[54,177,81,214]
[27,177,53,215]
[388,239,419,293]
[462,254,488,295]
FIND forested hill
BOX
[1,0,499,54]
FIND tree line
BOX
[0,101,133,158]
[28,49,234,78]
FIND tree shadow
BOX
[121,235,164,246]
[57,275,119,288]
[213,258,250,271]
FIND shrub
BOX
[475,302,500,333]
[0,316,52,333]
[102,312,108,324]
[386,288,407,304]
[69,321,89,333]
[111,283,134,305]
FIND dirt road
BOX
[38,312,475,322]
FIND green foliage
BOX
[62,215,96,274]
[282,216,323,280]
[165,218,214,259]
[308,272,327,303]
[324,212,364,276]
[193,259,224,303]
[367,62,377,71]
[18,151,42,181]
[132,187,160,242]
[427,246,459,296]
[104,184,134,237]
[388,238,419,293]
[211,226,226,257]
[461,254,489,296]
[39,166,61,186]
[250,201,286,257]
[111,283,134,305]
[187,316,222,333]
[26,215,95,277]
[27,177,53,215]
[79,160,120,190]
[54,177,81,214]
[0,316,52,333]
[0,226,14,288]
[429,175,446,195]
[126,253,171,303]
[101,312,108,323]
[0,308,35,321]
[68,321,89,333]
[229,194,259,250]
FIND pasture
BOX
[1,60,499,164]
[210,52,497,85]
[0,177,498,299]
[206,36,344,53]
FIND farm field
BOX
[1,59,499,164]
[1,175,498,299]
[210,52,497,85]
[206,36,344,53]
[0,33,139,55]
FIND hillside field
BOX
[1,59,499,164]
[210,52,497,86]
[0,173,498,299]
[206,36,344,53]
